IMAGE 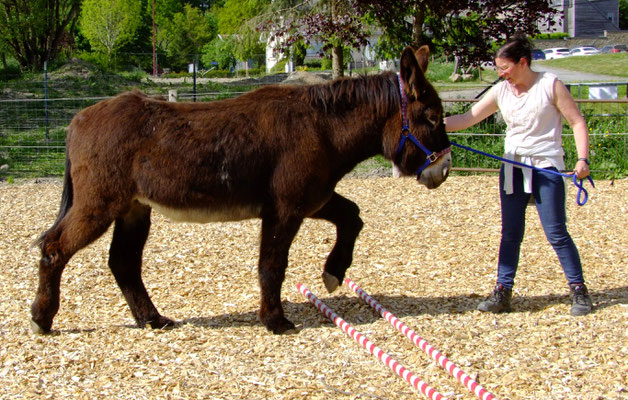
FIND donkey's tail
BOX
[35,152,73,248]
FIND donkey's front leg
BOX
[257,214,302,334]
[312,192,363,293]
[31,251,67,334]
[32,204,116,334]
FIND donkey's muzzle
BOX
[418,152,451,189]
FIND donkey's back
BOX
[67,88,332,222]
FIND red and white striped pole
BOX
[297,284,447,400]
[345,278,497,400]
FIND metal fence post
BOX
[193,57,197,102]
[44,61,49,140]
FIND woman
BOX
[444,34,593,316]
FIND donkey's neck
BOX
[302,72,399,118]
[299,73,401,176]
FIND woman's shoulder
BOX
[489,78,509,98]
[538,72,559,87]
[531,72,560,101]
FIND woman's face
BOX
[495,57,527,83]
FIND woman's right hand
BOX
[574,159,590,179]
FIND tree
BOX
[620,0,628,30]
[0,38,9,70]
[232,25,266,75]
[446,1,556,68]
[167,4,217,69]
[215,0,269,34]
[201,37,236,70]
[353,0,557,69]
[262,0,370,79]
[80,0,143,61]
[0,0,80,71]
[148,0,184,57]
[212,0,269,74]
[116,1,155,71]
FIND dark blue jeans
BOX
[497,166,584,289]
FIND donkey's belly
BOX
[135,197,262,223]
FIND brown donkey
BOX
[32,46,451,334]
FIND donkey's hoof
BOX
[30,319,50,335]
[322,272,340,293]
[262,315,297,335]
[148,316,176,330]
[271,319,298,335]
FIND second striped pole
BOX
[345,278,497,400]
[297,283,447,400]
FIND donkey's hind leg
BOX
[311,192,363,293]
[31,208,114,334]
[108,202,174,329]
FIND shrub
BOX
[204,69,232,78]
[304,60,322,69]
[533,33,570,40]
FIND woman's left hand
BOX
[574,159,590,179]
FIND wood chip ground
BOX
[1,176,626,399]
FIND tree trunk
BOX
[332,45,343,80]
[330,0,344,79]
[412,5,425,48]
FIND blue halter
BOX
[395,75,451,175]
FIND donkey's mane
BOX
[300,71,400,117]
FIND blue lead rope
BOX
[450,141,595,206]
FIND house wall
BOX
[572,0,620,37]
[544,0,619,37]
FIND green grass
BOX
[427,61,499,84]
[0,127,66,178]
[536,53,628,78]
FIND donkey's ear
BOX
[415,45,430,73]
[399,46,427,100]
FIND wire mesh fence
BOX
[443,98,628,177]
[1,89,627,180]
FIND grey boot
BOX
[477,284,512,313]
[570,284,593,316]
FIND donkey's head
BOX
[392,46,451,189]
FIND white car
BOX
[569,46,599,56]
[543,48,571,59]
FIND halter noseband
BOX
[395,75,451,175]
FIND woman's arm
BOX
[444,94,499,132]
[553,80,590,179]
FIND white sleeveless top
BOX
[488,72,565,194]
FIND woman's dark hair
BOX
[495,32,533,65]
